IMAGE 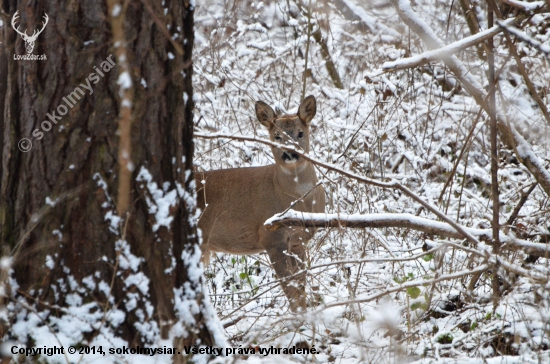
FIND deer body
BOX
[196,96,325,311]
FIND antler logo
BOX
[12,11,49,54]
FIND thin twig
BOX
[301,0,312,101]
[311,264,490,314]
[487,2,501,311]
[278,180,324,217]
[504,183,537,228]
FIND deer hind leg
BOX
[262,228,309,312]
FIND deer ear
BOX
[255,101,275,128]
[298,95,316,125]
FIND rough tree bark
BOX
[1,0,220,360]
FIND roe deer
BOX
[196,95,325,311]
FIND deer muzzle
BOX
[282,151,299,163]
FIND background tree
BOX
[0,0,222,360]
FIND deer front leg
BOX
[261,228,308,312]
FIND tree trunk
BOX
[1,0,220,359]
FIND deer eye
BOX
[298,131,304,138]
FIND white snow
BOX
[111,4,121,17]
[117,71,132,90]
[136,166,179,232]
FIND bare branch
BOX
[505,183,537,228]
[295,0,343,89]
[458,0,485,60]
[331,0,401,38]
[485,0,550,131]
[487,3,501,310]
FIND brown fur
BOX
[196,96,325,311]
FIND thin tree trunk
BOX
[296,0,343,89]
[458,0,487,60]
[487,3,501,310]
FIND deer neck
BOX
[274,161,318,198]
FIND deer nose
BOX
[282,151,299,163]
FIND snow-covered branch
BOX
[497,19,550,58]
[264,209,550,256]
[501,0,548,12]
[266,209,478,238]
[495,257,548,283]
[333,0,400,39]
[382,18,517,71]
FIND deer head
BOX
[12,11,49,54]
[255,95,317,173]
